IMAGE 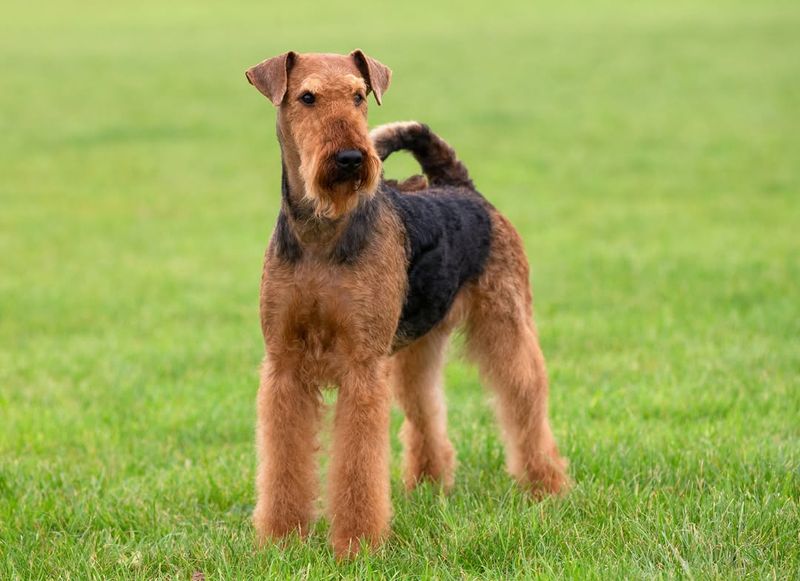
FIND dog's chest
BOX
[261,253,404,375]
[264,268,354,350]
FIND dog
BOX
[245,50,569,557]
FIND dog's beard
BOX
[300,152,381,219]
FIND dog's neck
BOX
[278,144,313,216]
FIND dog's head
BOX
[246,51,391,219]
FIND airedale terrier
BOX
[245,50,569,557]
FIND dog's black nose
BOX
[334,149,363,171]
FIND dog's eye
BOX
[354,93,364,106]
[299,92,315,105]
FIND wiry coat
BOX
[245,52,569,558]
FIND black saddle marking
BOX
[387,185,493,345]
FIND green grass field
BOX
[2,0,799,578]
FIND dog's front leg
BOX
[328,359,392,558]
[253,358,321,544]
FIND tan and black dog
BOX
[245,50,569,557]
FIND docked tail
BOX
[370,121,473,188]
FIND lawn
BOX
[1,0,799,578]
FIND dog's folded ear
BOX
[245,51,297,106]
[351,50,391,105]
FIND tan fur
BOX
[248,51,569,559]
[272,53,383,219]
[462,214,570,496]
[391,322,457,491]
[255,208,407,556]
[384,174,429,191]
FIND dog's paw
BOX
[331,529,387,560]
[520,454,572,500]
[253,503,311,546]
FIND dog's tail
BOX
[370,121,473,188]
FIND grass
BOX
[1,0,799,577]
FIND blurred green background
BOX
[1,0,798,577]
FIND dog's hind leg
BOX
[391,326,456,491]
[464,215,570,497]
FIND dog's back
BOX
[372,122,494,347]
[386,185,491,347]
